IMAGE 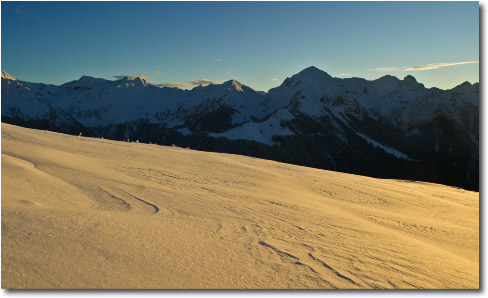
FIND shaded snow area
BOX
[209,109,294,146]
[356,133,412,160]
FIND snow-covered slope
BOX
[210,108,294,146]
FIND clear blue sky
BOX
[1,1,479,91]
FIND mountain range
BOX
[1,67,479,190]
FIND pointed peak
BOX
[192,83,205,90]
[1,71,17,81]
[133,76,147,83]
[222,79,244,91]
[301,66,321,73]
[222,79,240,84]
[297,66,331,76]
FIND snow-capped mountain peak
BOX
[290,66,334,82]
[1,71,16,81]
[222,79,244,92]
[133,76,149,86]
[282,66,339,91]
[297,66,330,76]
[268,66,343,110]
